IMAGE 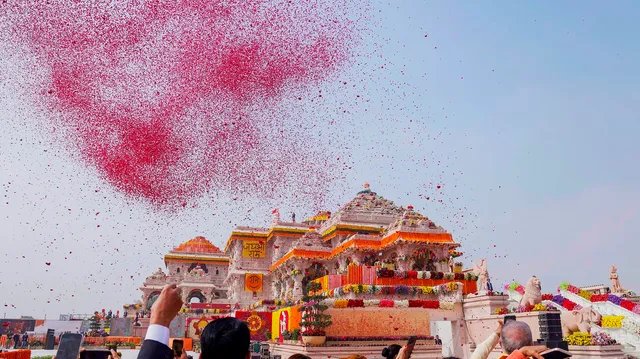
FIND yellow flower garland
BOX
[533,303,547,311]
[601,315,624,328]
[420,286,434,294]
[566,332,592,346]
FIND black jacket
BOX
[137,339,173,359]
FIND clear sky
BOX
[1,1,639,318]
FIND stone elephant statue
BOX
[561,306,602,337]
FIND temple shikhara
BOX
[125,184,638,359]
[138,183,471,310]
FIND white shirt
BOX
[145,324,171,346]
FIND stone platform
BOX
[269,342,443,359]
[567,345,626,359]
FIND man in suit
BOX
[137,284,183,359]
[137,284,251,359]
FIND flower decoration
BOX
[601,315,624,328]
[494,307,509,315]
[621,300,635,311]
[578,290,593,301]
[552,295,565,306]
[533,303,548,311]
[380,299,395,308]
[321,299,455,310]
[590,332,616,346]
[334,300,348,308]
[622,318,640,336]
[558,282,570,291]
[516,305,532,313]
[566,332,592,346]
[608,294,623,306]
[566,285,580,294]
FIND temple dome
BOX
[293,227,332,251]
[172,236,222,254]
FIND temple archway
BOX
[188,263,208,273]
[147,291,161,310]
[187,289,207,304]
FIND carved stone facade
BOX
[139,236,230,309]
[223,183,461,308]
[138,184,461,310]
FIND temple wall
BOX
[325,306,463,337]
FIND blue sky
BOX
[0,1,638,317]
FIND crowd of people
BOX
[113,283,550,359]
[35,283,554,359]
[8,332,28,349]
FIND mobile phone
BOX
[56,333,84,359]
[504,315,516,325]
[173,339,184,357]
[80,349,111,359]
[406,336,417,359]
[541,348,572,359]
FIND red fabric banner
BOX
[235,311,272,341]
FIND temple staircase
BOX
[507,289,640,350]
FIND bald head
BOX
[501,321,533,354]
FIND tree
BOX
[298,282,332,337]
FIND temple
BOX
[139,183,470,310]
[129,184,638,359]
[140,236,230,310]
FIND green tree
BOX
[298,282,332,336]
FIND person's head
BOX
[288,355,312,359]
[382,344,402,359]
[345,355,367,359]
[501,321,533,354]
[201,317,250,359]
[436,335,440,338]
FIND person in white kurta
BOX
[470,321,503,359]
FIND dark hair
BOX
[381,344,402,359]
[288,355,312,359]
[201,317,250,359]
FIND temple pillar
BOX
[142,295,149,311]
[293,263,304,298]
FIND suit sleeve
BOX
[137,339,173,359]
[470,333,500,359]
